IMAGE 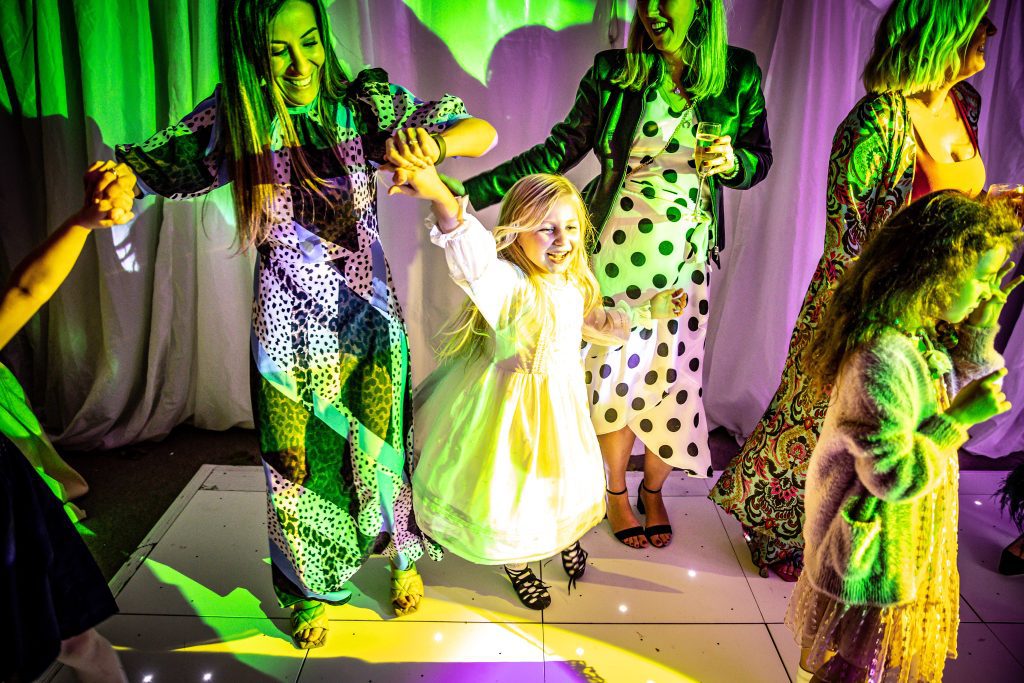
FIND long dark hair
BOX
[999,463,1024,533]
[804,191,1021,390]
[216,0,351,247]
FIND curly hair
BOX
[999,463,1024,533]
[862,0,989,94]
[804,191,1022,390]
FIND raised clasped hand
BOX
[382,127,441,187]
[967,260,1024,327]
[79,160,137,229]
[650,288,687,319]
[694,135,736,178]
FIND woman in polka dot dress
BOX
[462,0,771,549]
[113,0,495,649]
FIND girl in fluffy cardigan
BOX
[786,191,1022,683]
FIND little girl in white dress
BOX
[391,147,683,609]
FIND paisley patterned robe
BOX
[708,83,981,573]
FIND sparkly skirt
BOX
[785,569,959,683]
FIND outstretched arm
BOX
[386,129,462,232]
[438,117,498,158]
[383,118,498,187]
[0,161,136,349]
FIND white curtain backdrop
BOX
[1,0,1021,455]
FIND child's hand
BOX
[74,161,136,229]
[384,131,461,230]
[967,260,1024,327]
[946,367,1012,427]
[649,289,687,319]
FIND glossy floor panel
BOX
[300,621,545,682]
[542,496,764,624]
[50,614,304,683]
[956,493,1024,623]
[42,465,1024,682]
[543,623,789,683]
[945,623,1024,682]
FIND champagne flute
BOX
[692,122,721,220]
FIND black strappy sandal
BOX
[606,487,646,547]
[636,480,673,548]
[503,565,551,610]
[560,540,589,592]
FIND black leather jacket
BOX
[464,47,772,261]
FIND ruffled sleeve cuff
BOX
[622,300,653,329]
[427,203,497,284]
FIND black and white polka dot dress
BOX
[583,92,714,477]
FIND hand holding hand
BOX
[649,288,687,319]
[946,367,1012,427]
[967,260,1024,327]
[694,135,736,178]
[385,143,462,229]
[386,156,449,202]
[383,127,441,175]
[76,161,136,229]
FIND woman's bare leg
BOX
[598,426,647,549]
[640,450,673,546]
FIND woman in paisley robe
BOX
[114,0,495,648]
[710,0,996,582]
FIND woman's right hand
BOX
[946,367,1012,427]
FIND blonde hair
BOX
[613,0,728,101]
[437,175,601,361]
[862,0,989,95]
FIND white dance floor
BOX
[42,466,1024,682]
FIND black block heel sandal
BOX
[606,487,646,547]
[636,479,673,548]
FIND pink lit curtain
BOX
[1,0,1021,455]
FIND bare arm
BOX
[386,129,462,232]
[0,162,136,350]
[440,117,498,158]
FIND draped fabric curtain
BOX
[1,0,1021,455]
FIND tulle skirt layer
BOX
[785,575,958,683]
